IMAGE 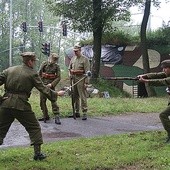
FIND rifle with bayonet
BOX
[103,77,139,81]
[70,75,76,119]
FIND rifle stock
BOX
[70,76,76,119]
[104,77,139,81]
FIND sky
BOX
[130,1,170,30]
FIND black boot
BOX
[82,113,87,120]
[38,116,50,123]
[55,116,61,125]
[33,145,46,161]
[0,139,3,145]
[76,112,80,118]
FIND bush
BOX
[147,27,170,46]
[81,26,170,48]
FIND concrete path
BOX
[0,113,163,148]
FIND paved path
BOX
[0,113,163,148]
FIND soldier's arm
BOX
[33,72,63,102]
[138,72,166,79]
[38,61,46,77]
[84,58,90,84]
[51,65,61,88]
[147,77,170,86]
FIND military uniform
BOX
[38,54,61,124]
[139,59,170,142]
[0,52,58,160]
[69,45,90,120]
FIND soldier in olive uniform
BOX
[0,52,65,160]
[68,45,90,120]
[138,59,170,143]
[38,53,61,124]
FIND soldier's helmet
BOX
[161,59,170,68]
[73,44,81,51]
[21,52,38,62]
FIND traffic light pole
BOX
[9,0,12,67]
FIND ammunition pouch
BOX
[42,73,57,79]
[70,69,85,75]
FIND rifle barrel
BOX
[104,77,139,80]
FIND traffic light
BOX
[42,43,50,56]
[38,21,43,32]
[62,23,67,36]
[21,22,27,32]
[46,43,50,56]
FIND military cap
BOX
[73,44,81,51]
[161,59,170,68]
[50,53,59,59]
[20,52,38,61]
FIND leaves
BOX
[44,0,138,32]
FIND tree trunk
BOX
[91,0,103,81]
[140,0,156,97]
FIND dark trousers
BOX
[40,92,59,118]
[0,108,43,145]
[159,104,170,136]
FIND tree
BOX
[140,0,154,96]
[0,0,64,71]
[92,0,103,79]
[140,0,165,97]
[44,0,141,79]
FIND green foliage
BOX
[147,27,170,46]
[81,30,140,46]
[0,0,68,71]
[91,78,131,97]
[80,27,170,52]
[45,0,140,32]
[102,31,134,45]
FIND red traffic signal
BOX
[21,22,27,32]
[38,21,43,32]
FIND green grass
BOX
[29,91,168,118]
[1,131,170,170]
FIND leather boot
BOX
[33,144,46,161]
[38,116,50,123]
[0,139,3,145]
[55,116,61,125]
[82,113,87,120]
[76,112,80,118]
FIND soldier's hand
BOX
[0,96,8,104]
[84,83,89,88]
[137,75,144,79]
[138,77,148,83]
[46,83,52,88]
[57,90,65,96]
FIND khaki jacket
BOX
[69,55,90,83]
[38,61,61,88]
[0,64,57,111]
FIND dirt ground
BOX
[0,112,163,148]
